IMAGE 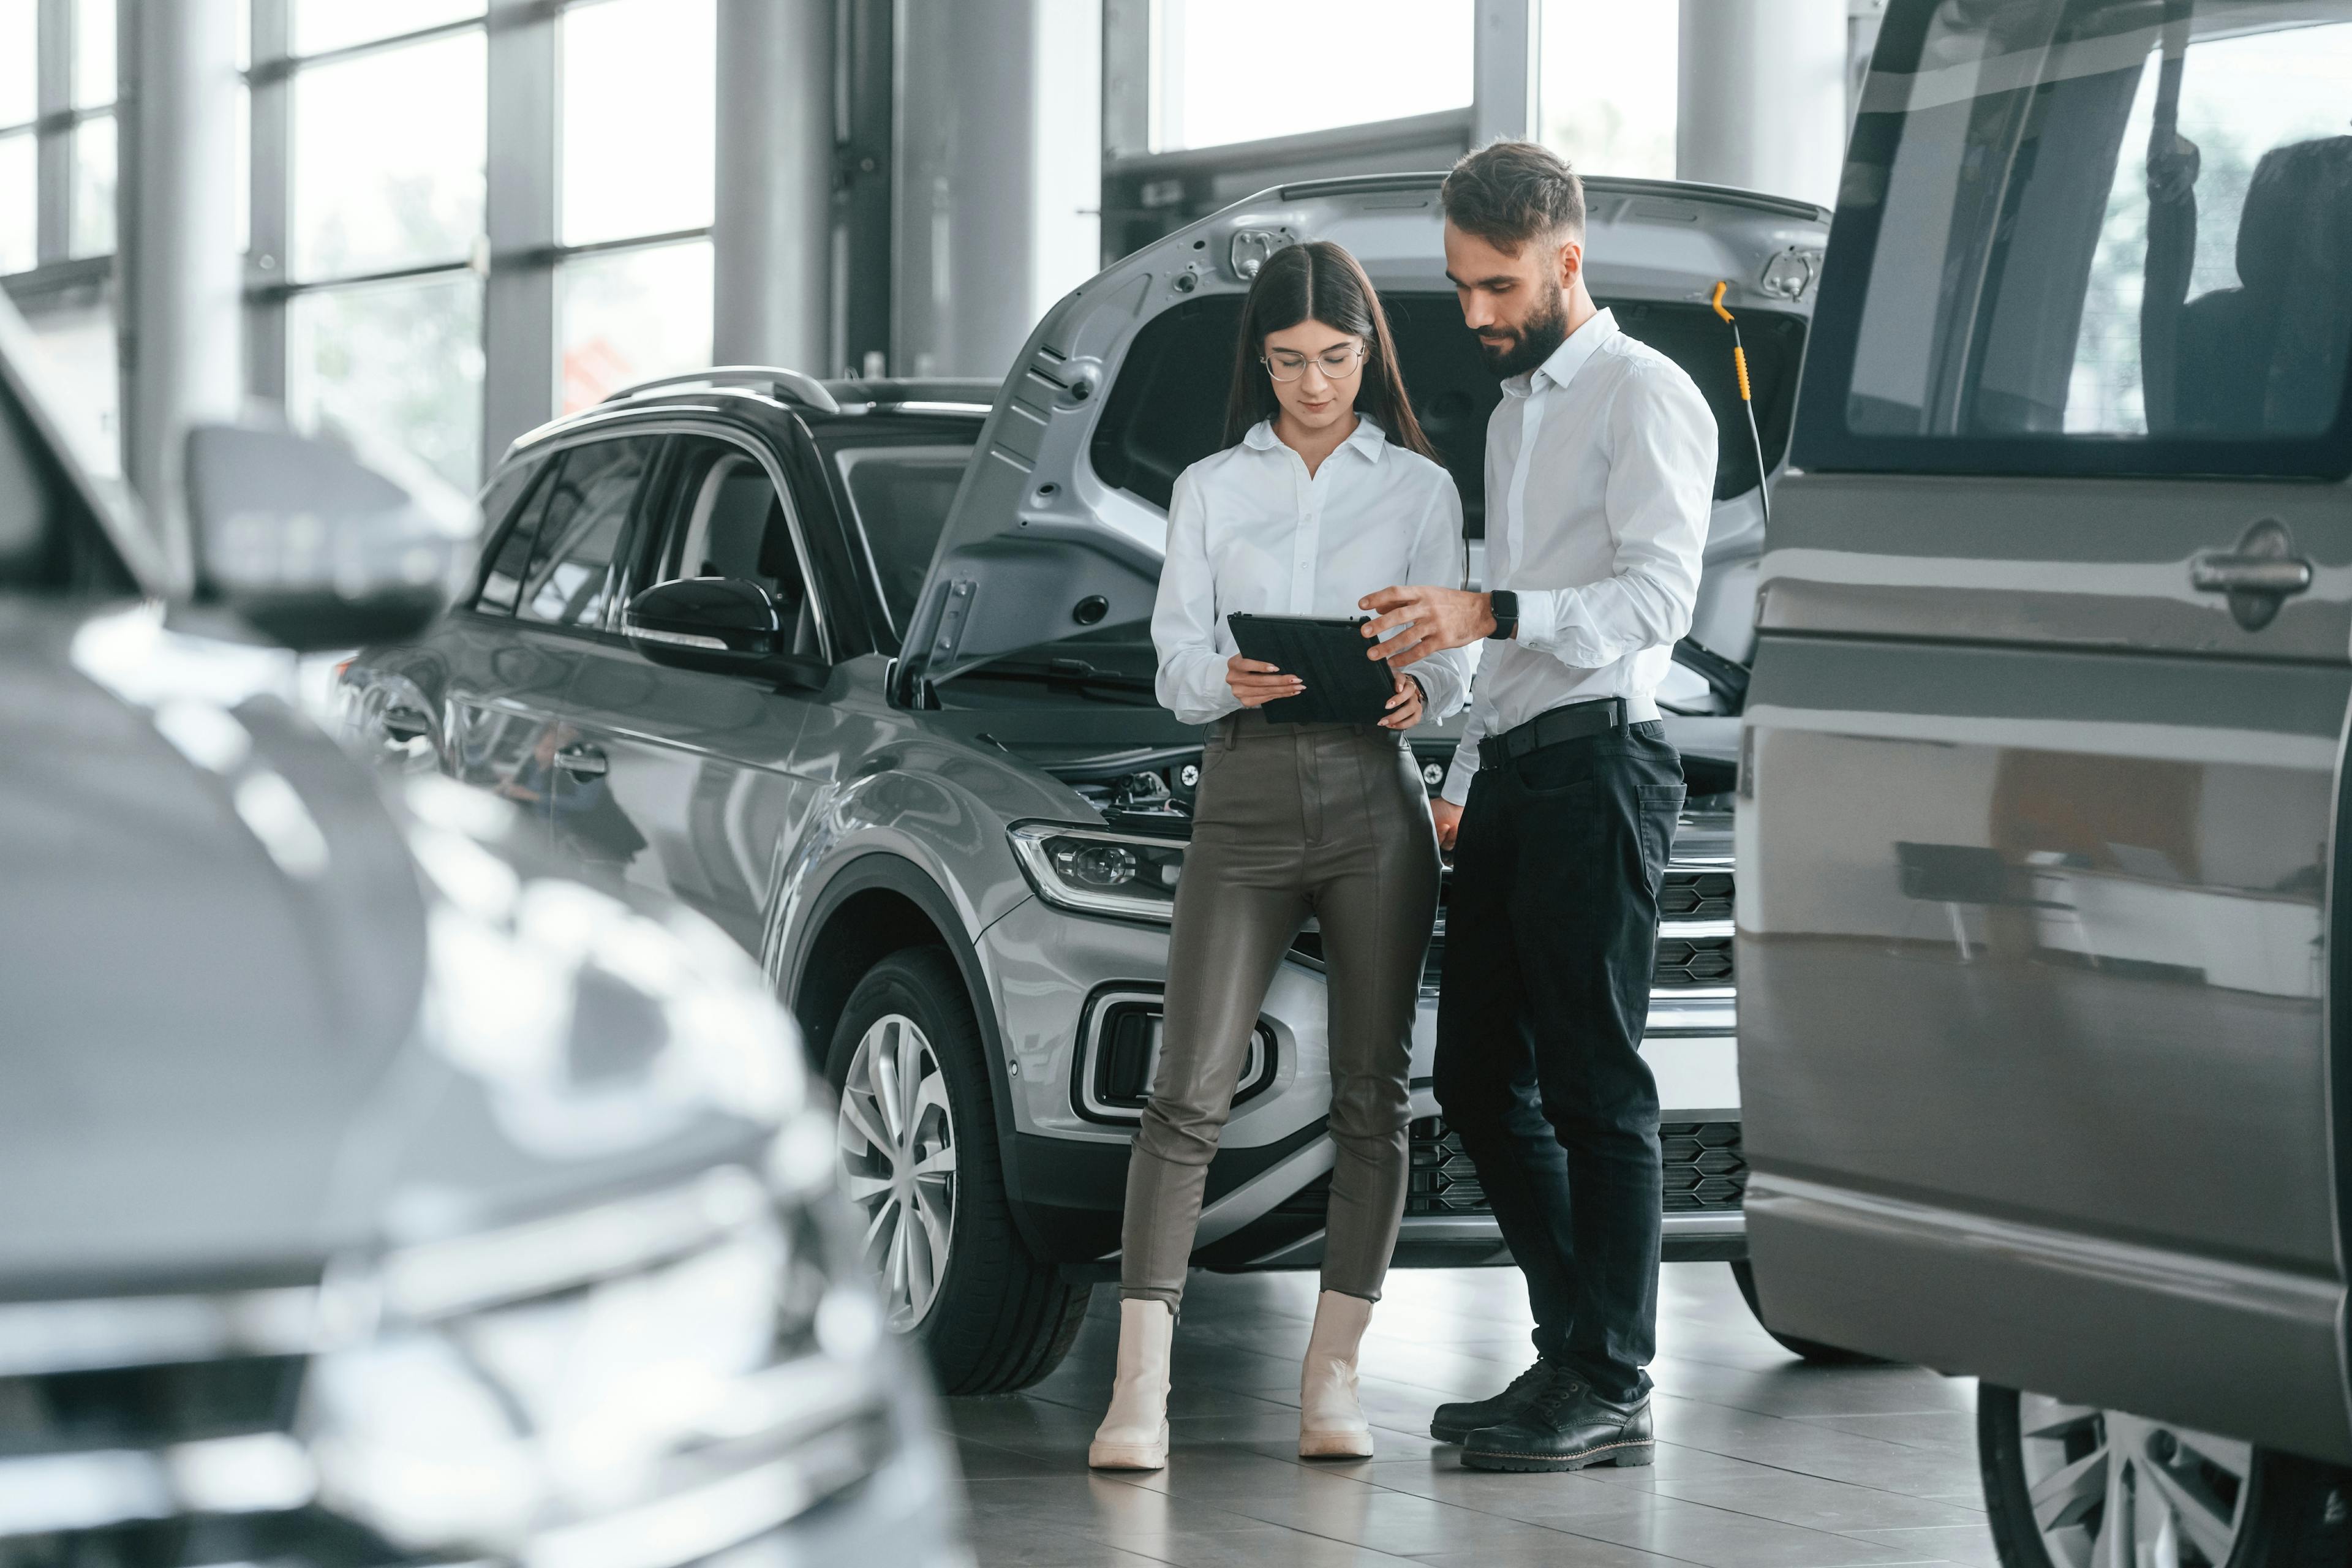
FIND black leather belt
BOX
[1478,698,1628,770]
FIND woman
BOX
[1090,241,1468,1471]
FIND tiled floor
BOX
[940,1263,1994,1568]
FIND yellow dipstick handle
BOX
[1711,279,1733,323]
[1733,344,1752,402]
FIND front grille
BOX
[0,1170,883,1567]
[1655,932,1735,987]
[1660,868,1733,921]
[1406,1117,1747,1216]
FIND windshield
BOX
[821,437,972,635]
[0,364,132,595]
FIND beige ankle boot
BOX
[1298,1290,1376,1458]
[1088,1298,1174,1470]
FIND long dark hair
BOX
[1221,240,1436,459]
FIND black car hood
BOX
[1,601,793,1295]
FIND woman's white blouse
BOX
[1151,417,1472,727]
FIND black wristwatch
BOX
[1488,590,1520,641]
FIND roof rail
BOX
[601,366,842,415]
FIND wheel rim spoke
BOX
[2091,1453,2135,1568]
[835,1011,957,1332]
[2138,1433,2244,1566]
[2032,1444,2112,1536]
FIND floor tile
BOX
[948,1265,1994,1568]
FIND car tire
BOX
[827,944,1089,1395]
[1729,1260,1887,1365]
[1980,1384,2352,1568]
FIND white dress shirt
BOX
[1153,416,1472,728]
[1439,308,1716,804]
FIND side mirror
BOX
[183,420,475,652]
[622,577,829,692]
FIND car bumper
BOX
[980,895,1748,1267]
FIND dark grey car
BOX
[0,301,966,1567]
[1741,1,2352,1564]
[345,176,1830,1393]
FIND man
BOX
[1360,140,1714,1472]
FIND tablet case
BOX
[1226,612,1399,726]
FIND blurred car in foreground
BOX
[0,300,968,1567]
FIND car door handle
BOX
[554,742,608,778]
[380,706,430,744]
[2190,519,2313,632]
[2188,556,2312,594]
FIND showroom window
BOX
[1540,0,1676,179]
[1145,0,1472,152]
[1,0,121,475]
[555,0,716,412]
[273,10,489,490]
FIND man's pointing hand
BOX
[1357,585,1498,669]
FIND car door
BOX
[434,433,662,851]
[556,429,824,953]
[1741,0,2352,1460]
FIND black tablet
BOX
[1226,612,1398,727]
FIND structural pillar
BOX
[120,0,243,554]
[1472,0,1541,147]
[713,0,832,374]
[893,0,1099,380]
[1675,0,1849,209]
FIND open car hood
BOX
[900,173,1831,693]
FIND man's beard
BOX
[1476,284,1570,378]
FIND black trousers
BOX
[1433,718,1684,1403]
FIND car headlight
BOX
[1008,822,1188,922]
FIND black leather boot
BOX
[1460,1376,1654,1472]
[1428,1359,1560,1444]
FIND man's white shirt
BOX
[1439,307,1717,805]
[1153,415,1472,727]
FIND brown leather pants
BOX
[1119,710,1441,1307]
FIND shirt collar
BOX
[1501,306,1618,400]
[1243,415,1389,462]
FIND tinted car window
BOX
[1798,0,2352,477]
[516,436,657,628]
[646,436,823,657]
[831,445,970,631]
[473,454,556,614]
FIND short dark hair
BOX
[1441,140,1585,252]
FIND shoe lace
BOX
[1526,1372,1588,1419]
[1500,1361,1554,1401]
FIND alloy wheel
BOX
[2018,1393,2251,1568]
[835,1012,958,1330]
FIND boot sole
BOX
[1429,1417,1480,1444]
[1298,1430,1375,1460]
[1087,1445,1168,1471]
[1461,1438,1655,1473]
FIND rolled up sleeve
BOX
[1151,470,1242,725]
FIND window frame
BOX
[818,437,976,641]
[1792,0,2352,482]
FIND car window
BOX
[646,435,823,658]
[828,443,970,632]
[473,453,556,614]
[516,435,658,629]
[1798,0,2352,477]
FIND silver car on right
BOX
[1741,1,2352,1565]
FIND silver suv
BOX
[345,175,1830,1391]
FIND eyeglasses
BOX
[1261,343,1366,382]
